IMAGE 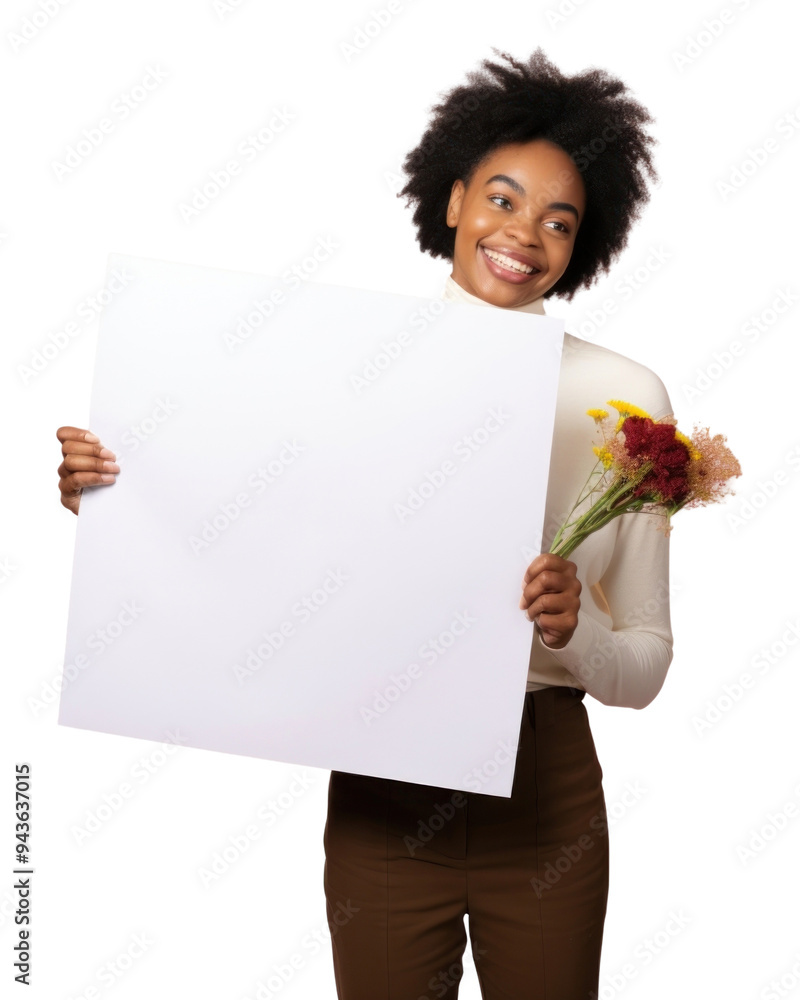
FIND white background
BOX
[4,1,800,998]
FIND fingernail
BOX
[100,474,115,482]
[103,461,120,472]
[85,433,100,443]
[98,447,115,459]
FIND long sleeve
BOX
[527,334,676,708]
[533,507,673,709]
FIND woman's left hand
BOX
[519,554,581,649]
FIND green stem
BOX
[549,463,653,558]
[549,460,606,553]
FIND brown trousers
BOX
[323,686,609,999]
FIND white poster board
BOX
[58,253,564,796]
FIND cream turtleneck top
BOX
[441,274,674,709]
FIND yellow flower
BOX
[607,399,652,433]
[675,429,701,461]
[593,445,613,468]
[606,399,652,420]
[586,408,609,422]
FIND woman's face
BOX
[446,138,586,309]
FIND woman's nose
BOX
[504,212,540,247]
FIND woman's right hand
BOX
[56,426,119,515]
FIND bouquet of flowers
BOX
[549,400,742,559]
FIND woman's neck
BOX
[441,273,546,315]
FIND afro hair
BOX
[397,47,658,301]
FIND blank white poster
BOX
[58,252,564,796]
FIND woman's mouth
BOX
[480,246,541,283]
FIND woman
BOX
[57,48,674,1000]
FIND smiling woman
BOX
[445,138,587,307]
[399,45,656,304]
[53,41,671,1000]
[321,46,673,1000]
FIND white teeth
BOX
[482,247,536,274]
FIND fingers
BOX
[59,452,119,476]
[60,439,116,460]
[58,470,117,514]
[519,555,581,649]
[57,426,99,445]
[520,588,578,620]
[57,425,113,459]
[520,590,579,632]
[56,426,118,515]
[520,556,581,608]
[521,552,573,586]
[530,595,579,646]
[58,463,118,490]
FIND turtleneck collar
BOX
[441,273,546,315]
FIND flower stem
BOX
[549,463,652,558]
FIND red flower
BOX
[621,417,692,504]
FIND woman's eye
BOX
[489,200,570,234]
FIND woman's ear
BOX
[446,179,465,229]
